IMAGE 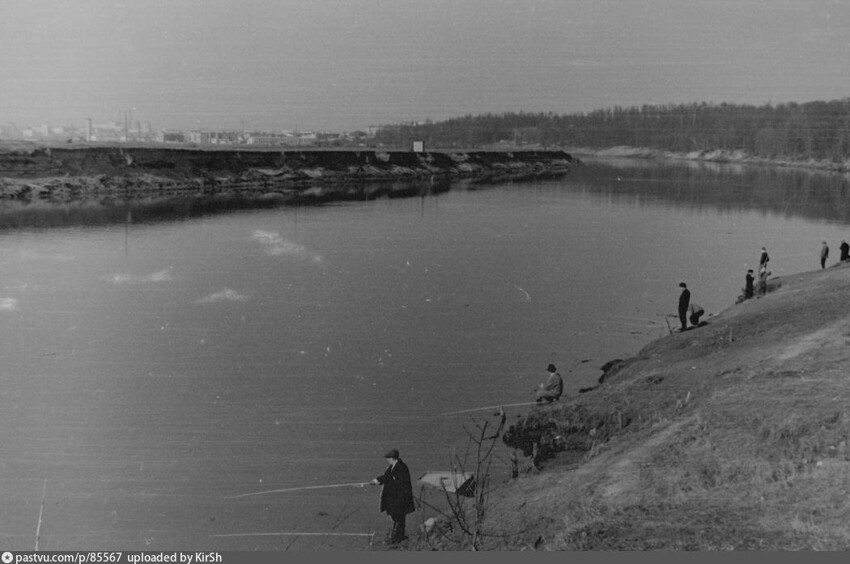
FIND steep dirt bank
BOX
[467,263,850,550]
[0,143,574,203]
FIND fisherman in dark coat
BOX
[744,269,754,300]
[840,240,849,262]
[370,448,415,544]
[678,282,691,331]
[760,247,770,269]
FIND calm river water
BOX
[1,158,849,549]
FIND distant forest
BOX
[374,99,850,161]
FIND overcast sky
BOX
[1,0,848,132]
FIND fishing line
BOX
[439,401,539,416]
[211,532,375,538]
[225,482,371,499]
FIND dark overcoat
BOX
[376,459,416,517]
[678,288,691,314]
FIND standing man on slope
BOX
[678,282,691,332]
[821,241,829,269]
[760,247,770,269]
[370,448,416,545]
[841,240,849,262]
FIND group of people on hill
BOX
[370,238,850,545]
[741,246,772,301]
[819,239,850,269]
[683,246,776,328]
[740,240,850,305]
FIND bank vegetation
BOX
[375,99,850,169]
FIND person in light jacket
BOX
[535,363,563,404]
[757,265,770,296]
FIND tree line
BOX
[374,99,850,161]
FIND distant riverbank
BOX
[0,143,574,204]
[566,145,850,174]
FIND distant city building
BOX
[0,123,23,139]
[298,132,317,145]
[316,132,343,146]
[188,130,239,145]
[15,123,82,140]
[2,117,367,147]
[156,130,186,143]
[243,131,295,146]
[89,121,125,142]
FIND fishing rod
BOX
[439,401,539,416]
[225,482,371,499]
[211,532,375,538]
[440,359,593,416]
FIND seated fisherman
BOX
[535,364,563,404]
[688,303,705,327]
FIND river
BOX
[1,158,848,549]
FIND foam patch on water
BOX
[144,269,174,282]
[196,288,249,304]
[111,268,174,284]
[0,297,19,311]
[253,230,322,262]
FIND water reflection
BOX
[573,158,850,224]
[2,160,849,231]
[0,180,453,231]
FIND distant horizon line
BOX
[3,96,848,135]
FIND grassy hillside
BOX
[410,262,850,550]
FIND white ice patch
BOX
[252,230,322,262]
[196,288,249,304]
[144,269,173,283]
[0,297,19,311]
[111,268,174,284]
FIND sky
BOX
[1,0,848,132]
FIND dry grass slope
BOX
[467,262,850,550]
